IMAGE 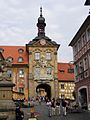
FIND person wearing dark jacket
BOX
[56,99,60,115]
[62,99,67,116]
[51,98,55,116]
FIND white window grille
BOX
[46,52,51,60]
[35,52,40,60]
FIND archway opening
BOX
[36,84,51,99]
[79,88,88,109]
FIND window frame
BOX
[46,52,51,60]
[35,52,40,60]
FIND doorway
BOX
[36,84,51,99]
[79,88,88,109]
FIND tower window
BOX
[34,67,40,77]
[46,52,51,60]
[35,52,40,60]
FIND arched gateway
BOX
[36,84,51,99]
[26,7,60,99]
[78,87,88,109]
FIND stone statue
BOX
[0,59,11,80]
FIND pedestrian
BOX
[51,98,56,116]
[46,99,52,117]
[55,98,60,115]
[62,99,67,116]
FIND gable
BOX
[27,39,60,49]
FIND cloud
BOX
[0,0,89,62]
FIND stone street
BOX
[23,102,90,120]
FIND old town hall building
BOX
[0,8,75,101]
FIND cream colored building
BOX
[26,7,60,99]
[58,63,75,100]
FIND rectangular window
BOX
[89,53,90,67]
[82,34,86,47]
[46,67,52,75]
[34,67,40,77]
[61,84,64,89]
[68,68,74,73]
[87,28,90,41]
[35,52,40,60]
[46,52,51,60]
[7,69,12,77]
[83,57,88,71]
[19,87,24,93]
[19,69,24,77]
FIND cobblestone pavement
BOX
[23,102,90,120]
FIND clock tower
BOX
[26,7,60,99]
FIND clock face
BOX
[40,39,46,45]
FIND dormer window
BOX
[18,49,24,54]
[0,48,4,53]
[18,57,24,62]
[59,70,65,73]
[7,57,13,62]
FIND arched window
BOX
[18,48,24,54]
[0,48,4,53]
[18,57,24,62]
[7,57,13,62]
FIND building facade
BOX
[58,63,75,100]
[0,46,29,100]
[69,15,90,109]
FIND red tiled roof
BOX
[0,46,28,64]
[58,63,74,81]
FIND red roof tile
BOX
[58,63,75,81]
[0,46,28,64]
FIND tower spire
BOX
[40,7,42,17]
[37,7,46,37]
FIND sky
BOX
[0,0,89,62]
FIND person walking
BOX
[51,98,56,116]
[55,98,60,115]
[62,99,67,116]
[46,99,52,117]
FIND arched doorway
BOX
[79,88,88,109]
[36,84,51,99]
